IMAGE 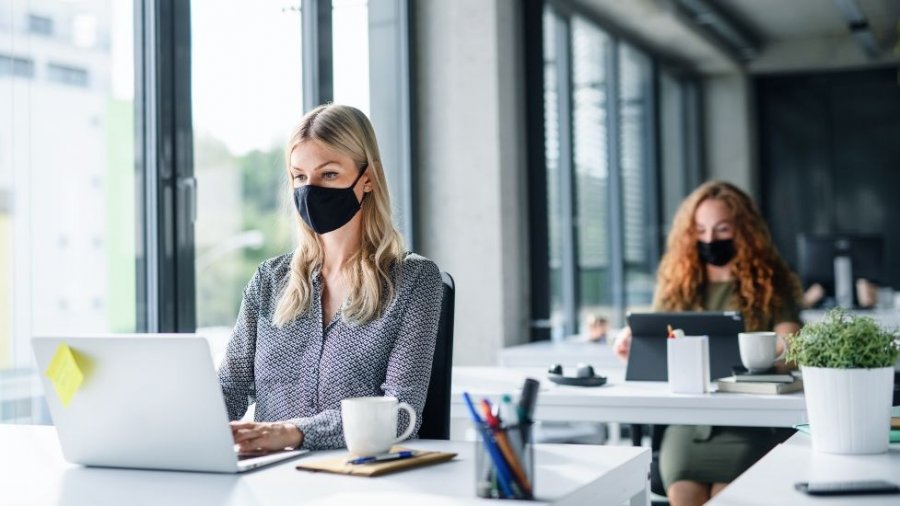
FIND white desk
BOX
[1,425,651,506]
[452,367,808,428]
[499,339,625,371]
[709,432,900,505]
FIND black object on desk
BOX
[626,311,745,381]
[517,378,540,446]
[795,480,900,496]
[546,364,607,387]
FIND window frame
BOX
[137,0,196,333]
[526,0,703,339]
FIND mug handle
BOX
[776,334,789,362]
[393,402,417,444]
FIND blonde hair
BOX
[272,104,405,327]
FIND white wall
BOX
[414,0,530,366]
[702,72,757,197]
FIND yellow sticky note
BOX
[45,344,84,407]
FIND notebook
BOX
[731,365,795,383]
[715,376,803,394]
[296,447,457,477]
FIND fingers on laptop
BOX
[231,422,278,451]
[233,427,264,443]
[230,421,257,432]
[235,432,266,451]
[230,421,301,451]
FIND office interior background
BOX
[1,0,899,425]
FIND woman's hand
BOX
[612,326,632,362]
[230,421,303,452]
[774,321,800,357]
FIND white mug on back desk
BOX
[341,396,416,456]
[738,331,782,372]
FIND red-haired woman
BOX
[614,181,802,506]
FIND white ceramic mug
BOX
[341,396,417,456]
[738,331,782,372]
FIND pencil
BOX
[493,428,532,496]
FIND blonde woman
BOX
[218,104,443,452]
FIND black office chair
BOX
[418,272,456,440]
[630,423,669,503]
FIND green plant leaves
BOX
[785,308,900,368]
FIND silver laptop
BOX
[32,334,307,473]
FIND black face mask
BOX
[697,239,736,267]
[293,166,367,235]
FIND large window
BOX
[658,69,703,231]
[1,0,413,425]
[191,1,304,356]
[0,1,137,422]
[543,8,566,337]
[332,0,370,114]
[191,0,412,361]
[617,44,657,312]
[533,3,701,338]
[572,18,612,330]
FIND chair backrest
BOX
[418,272,455,440]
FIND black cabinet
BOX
[757,68,900,290]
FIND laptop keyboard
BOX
[237,451,271,461]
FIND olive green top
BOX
[701,280,801,331]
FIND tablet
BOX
[625,312,745,381]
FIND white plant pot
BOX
[801,365,894,454]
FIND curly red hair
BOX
[654,181,801,331]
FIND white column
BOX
[414,0,530,365]
[703,72,757,197]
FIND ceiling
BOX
[719,0,900,43]
[574,0,900,74]
[572,0,740,74]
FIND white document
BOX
[666,335,710,394]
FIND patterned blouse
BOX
[217,252,444,450]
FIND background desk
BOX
[499,339,624,371]
[451,367,808,438]
[801,308,900,328]
[710,431,900,505]
[1,425,651,506]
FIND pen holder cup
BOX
[475,422,535,500]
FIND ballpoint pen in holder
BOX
[464,391,536,501]
[474,420,534,500]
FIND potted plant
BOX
[786,308,900,454]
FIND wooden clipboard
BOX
[296,446,457,477]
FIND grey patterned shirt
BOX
[217,252,443,450]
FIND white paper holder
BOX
[666,335,710,394]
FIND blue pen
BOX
[462,392,516,498]
[347,450,416,465]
